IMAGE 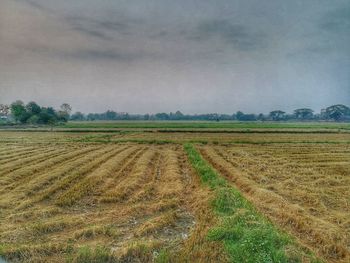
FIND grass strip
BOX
[184,143,320,263]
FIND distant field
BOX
[1,131,350,144]
[62,121,350,131]
[0,128,349,262]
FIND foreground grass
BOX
[184,144,319,263]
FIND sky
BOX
[0,0,349,114]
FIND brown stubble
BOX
[199,143,350,262]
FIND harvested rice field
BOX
[0,130,349,262]
[199,143,350,262]
[0,141,223,262]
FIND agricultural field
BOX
[198,143,350,262]
[62,121,350,131]
[0,141,222,262]
[0,127,349,262]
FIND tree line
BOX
[0,101,349,124]
[0,101,72,125]
[68,104,350,122]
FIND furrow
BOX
[22,146,121,197]
[0,145,101,193]
[100,148,157,203]
[0,147,67,177]
[34,145,129,203]
[0,146,37,157]
[0,147,42,164]
[92,146,149,198]
[55,146,145,206]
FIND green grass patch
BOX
[184,144,320,263]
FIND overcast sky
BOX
[0,0,349,114]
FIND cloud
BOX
[17,0,131,41]
[65,49,149,62]
[66,16,131,41]
[189,19,266,51]
[97,20,129,33]
[1,0,349,113]
[319,5,350,34]
[70,25,113,41]
[16,0,55,14]
[18,0,47,11]
[18,44,153,62]
[286,2,350,60]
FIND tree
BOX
[39,107,58,124]
[236,111,244,121]
[60,103,72,114]
[240,114,257,121]
[10,100,27,123]
[257,113,265,121]
[269,110,285,121]
[294,108,314,120]
[58,103,72,122]
[87,113,96,121]
[325,104,350,121]
[0,104,10,117]
[26,101,41,115]
[71,112,85,121]
[27,115,40,124]
[170,110,184,120]
[106,110,117,120]
[235,111,257,121]
[155,113,169,120]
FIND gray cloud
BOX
[66,16,132,41]
[70,25,113,41]
[14,43,155,63]
[18,0,50,12]
[320,5,350,34]
[97,21,130,34]
[19,0,132,42]
[65,49,152,62]
[190,19,266,51]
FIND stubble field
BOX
[0,127,349,262]
[198,143,350,262]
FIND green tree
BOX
[71,111,85,121]
[236,111,244,121]
[105,110,117,120]
[155,113,169,120]
[269,110,285,121]
[294,108,314,120]
[257,113,265,121]
[39,108,57,124]
[27,115,40,124]
[58,103,72,122]
[325,104,350,121]
[10,100,27,123]
[26,101,41,115]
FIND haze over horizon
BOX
[0,0,349,114]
